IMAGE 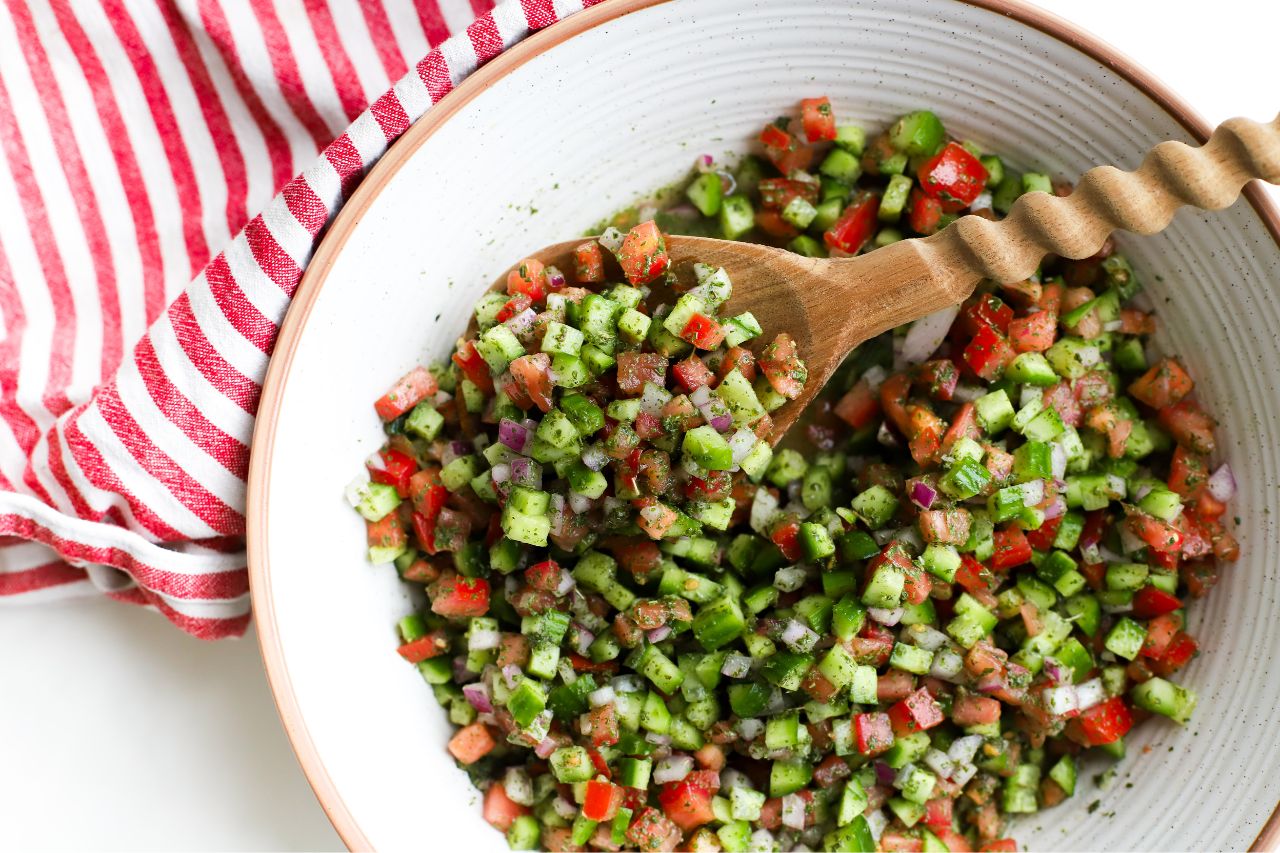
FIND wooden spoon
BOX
[496,114,1280,441]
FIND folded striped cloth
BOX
[0,0,598,638]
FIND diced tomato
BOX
[1126,508,1183,554]
[881,832,924,852]
[395,629,449,663]
[483,781,530,831]
[923,798,954,830]
[573,241,606,283]
[918,509,972,546]
[429,574,490,618]
[1195,490,1226,520]
[1129,357,1194,409]
[608,537,663,579]
[583,780,624,822]
[990,526,1032,571]
[524,559,563,593]
[888,687,945,737]
[411,511,438,555]
[506,258,546,300]
[961,294,1016,335]
[367,512,407,552]
[673,355,715,391]
[942,402,981,453]
[937,829,975,852]
[1119,307,1156,335]
[634,497,679,540]
[759,177,821,210]
[680,313,727,350]
[586,702,620,748]
[618,220,670,285]
[1025,513,1062,551]
[854,711,895,756]
[879,372,913,434]
[907,187,944,235]
[658,773,717,832]
[447,722,496,764]
[626,807,682,853]
[824,192,880,254]
[915,359,960,400]
[494,292,533,324]
[979,841,1018,853]
[374,365,439,421]
[759,333,808,400]
[755,208,799,239]
[452,340,494,394]
[1043,381,1082,428]
[963,325,1016,381]
[368,448,418,497]
[1131,585,1182,619]
[771,517,802,562]
[800,96,837,142]
[759,123,813,174]
[955,555,996,595]
[1007,310,1057,352]
[832,378,879,429]
[1141,611,1182,659]
[918,141,988,210]
[1158,399,1217,454]
[1151,631,1198,675]
[759,122,793,153]
[1067,696,1133,746]
[616,351,668,395]
[432,507,472,553]
[509,353,555,415]
[717,346,757,383]
[902,562,933,605]
[951,692,1002,727]
[906,404,945,466]
[401,558,442,584]
[878,668,917,703]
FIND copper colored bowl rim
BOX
[245,1,1280,849]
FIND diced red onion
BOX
[868,607,903,626]
[569,492,594,515]
[498,418,531,453]
[647,625,673,643]
[695,153,715,172]
[729,429,757,466]
[653,755,693,784]
[1042,656,1071,685]
[441,441,471,466]
[910,481,937,510]
[544,265,566,290]
[722,653,752,678]
[501,664,522,690]
[1020,386,1043,409]
[929,648,965,681]
[504,308,538,337]
[365,452,386,472]
[762,689,787,716]
[873,761,897,786]
[509,457,542,490]
[1103,319,1124,332]
[573,624,595,656]
[344,476,370,508]
[861,365,888,391]
[610,675,641,694]
[469,626,501,651]
[589,685,616,708]
[710,412,733,432]
[950,383,985,403]
[950,761,978,788]
[689,384,712,407]
[923,749,956,780]
[453,656,478,684]
[554,571,576,597]
[432,390,452,408]
[640,382,671,416]
[1075,678,1107,711]
[780,619,818,652]
[976,673,1005,693]
[773,566,807,593]
[503,767,534,806]
[534,737,558,759]
[750,488,779,534]
[891,335,908,372]
[1050,443,1068,480]
[557,658,578,685]
[948,735,984,765]
[1042,685,1079,716]
[598,227,624,253]
[462,682,492,713]
[549,494,568,536]
[905,624,949,651]
[1209,463,1237,501]
[551,796,577,820]
[581,444,608,472]
[1007,662,1030,683]
[902,304,961,365]
[490,463,511,485]
[781,794,807,830]
[876,421,900,449]
[1018,479,1046,507]
[644,731,672,747]
[1043,497,1067,521]
[737,718,763,741]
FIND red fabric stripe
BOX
[145,588,252,640]
[412,0,451,46]
[154,0,250,237]
[466,14,503,63]
[204,252,277,353]
[282,177,329,237]
[519,0,560,28]
[0,244,39,457]
[100,0,210,277]
[7,0,124,381]
[356,0,408,82]
[247,0,338,148]
[133,336,251,478]
[0,67,77,417]
[193,0,297,193]
[47,0,168,325]
[369,90,410,140]
[470,0,495,19]
[244,217,303,299]
[417,49,453,103]
[0,560,85,595]
[323,134,365,199]
[300,0,368,123]
[40,423,98,520]
[166,293,260,415]
[57,410,188,540]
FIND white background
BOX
[1,1,1275,849]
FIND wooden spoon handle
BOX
[922,113,1280,284]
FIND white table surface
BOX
[2,1,1275,849]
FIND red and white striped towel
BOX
[0,0,599,638]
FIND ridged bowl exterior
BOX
[250,1,1280,849]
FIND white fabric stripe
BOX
[0,418,31,490]
[391,69,432,121]
[113,350,245,511]
[71,404,219,540]
[324,0,387,105]
[184,271,270,384]
[1,578,95,604]
[0,4,103,406]
[69,1,191,306]
[270,0,350,134]
[207,0,319,169]
[437,25,480,89]
[435,0,475,35]
[27,0,151,363]
[120,0,232,256]
[258,194,317,274]
[301,157,344,214]
[551,0,585,22]
[380,0,430,65]
[345,111,387,164]
[148,311,255,444]
[221,225,294,322]
[491,1,532,45]
[53,410,149,536]
[0,491,240,575]
[176,1,276,226]
[0,540,64,573]
[24,432,77,518]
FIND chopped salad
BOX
[348,98,1239,852]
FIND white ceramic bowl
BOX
[247,1,1280,849]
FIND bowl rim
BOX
[245,1,1280,849]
